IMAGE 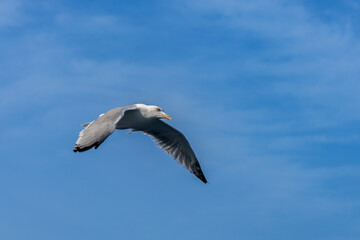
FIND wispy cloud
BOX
[1,1,359,238]
[185,0,360,124]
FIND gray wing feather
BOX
[142,119,207,183]
[74,106,135,152]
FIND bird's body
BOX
[73,104,207,183]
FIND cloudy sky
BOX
[1,0,360,239]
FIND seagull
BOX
[73,104,207,183]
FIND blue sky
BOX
[1,0,360,239]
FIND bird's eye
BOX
[156,108,161,112]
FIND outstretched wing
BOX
[142,119,207,183]
[73,106,135,152]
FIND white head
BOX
[135,104,172,120]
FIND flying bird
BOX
[73,104,207,183]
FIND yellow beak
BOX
[162,113,172,120]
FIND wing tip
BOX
[193,168,207,184]
[197,173,208,184]
[73,139,105,152]
[73,144,95,152]
[73,146,80,152]
[192,162,207,184]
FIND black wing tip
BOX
[73,139,104,152]
[194,169,207,184]
[73,144,96,152]
[193,162,207,184]
[197,174,208,184]
[73,146,87,152]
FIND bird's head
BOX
[137,104,172,120]
[150,105,172,120]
